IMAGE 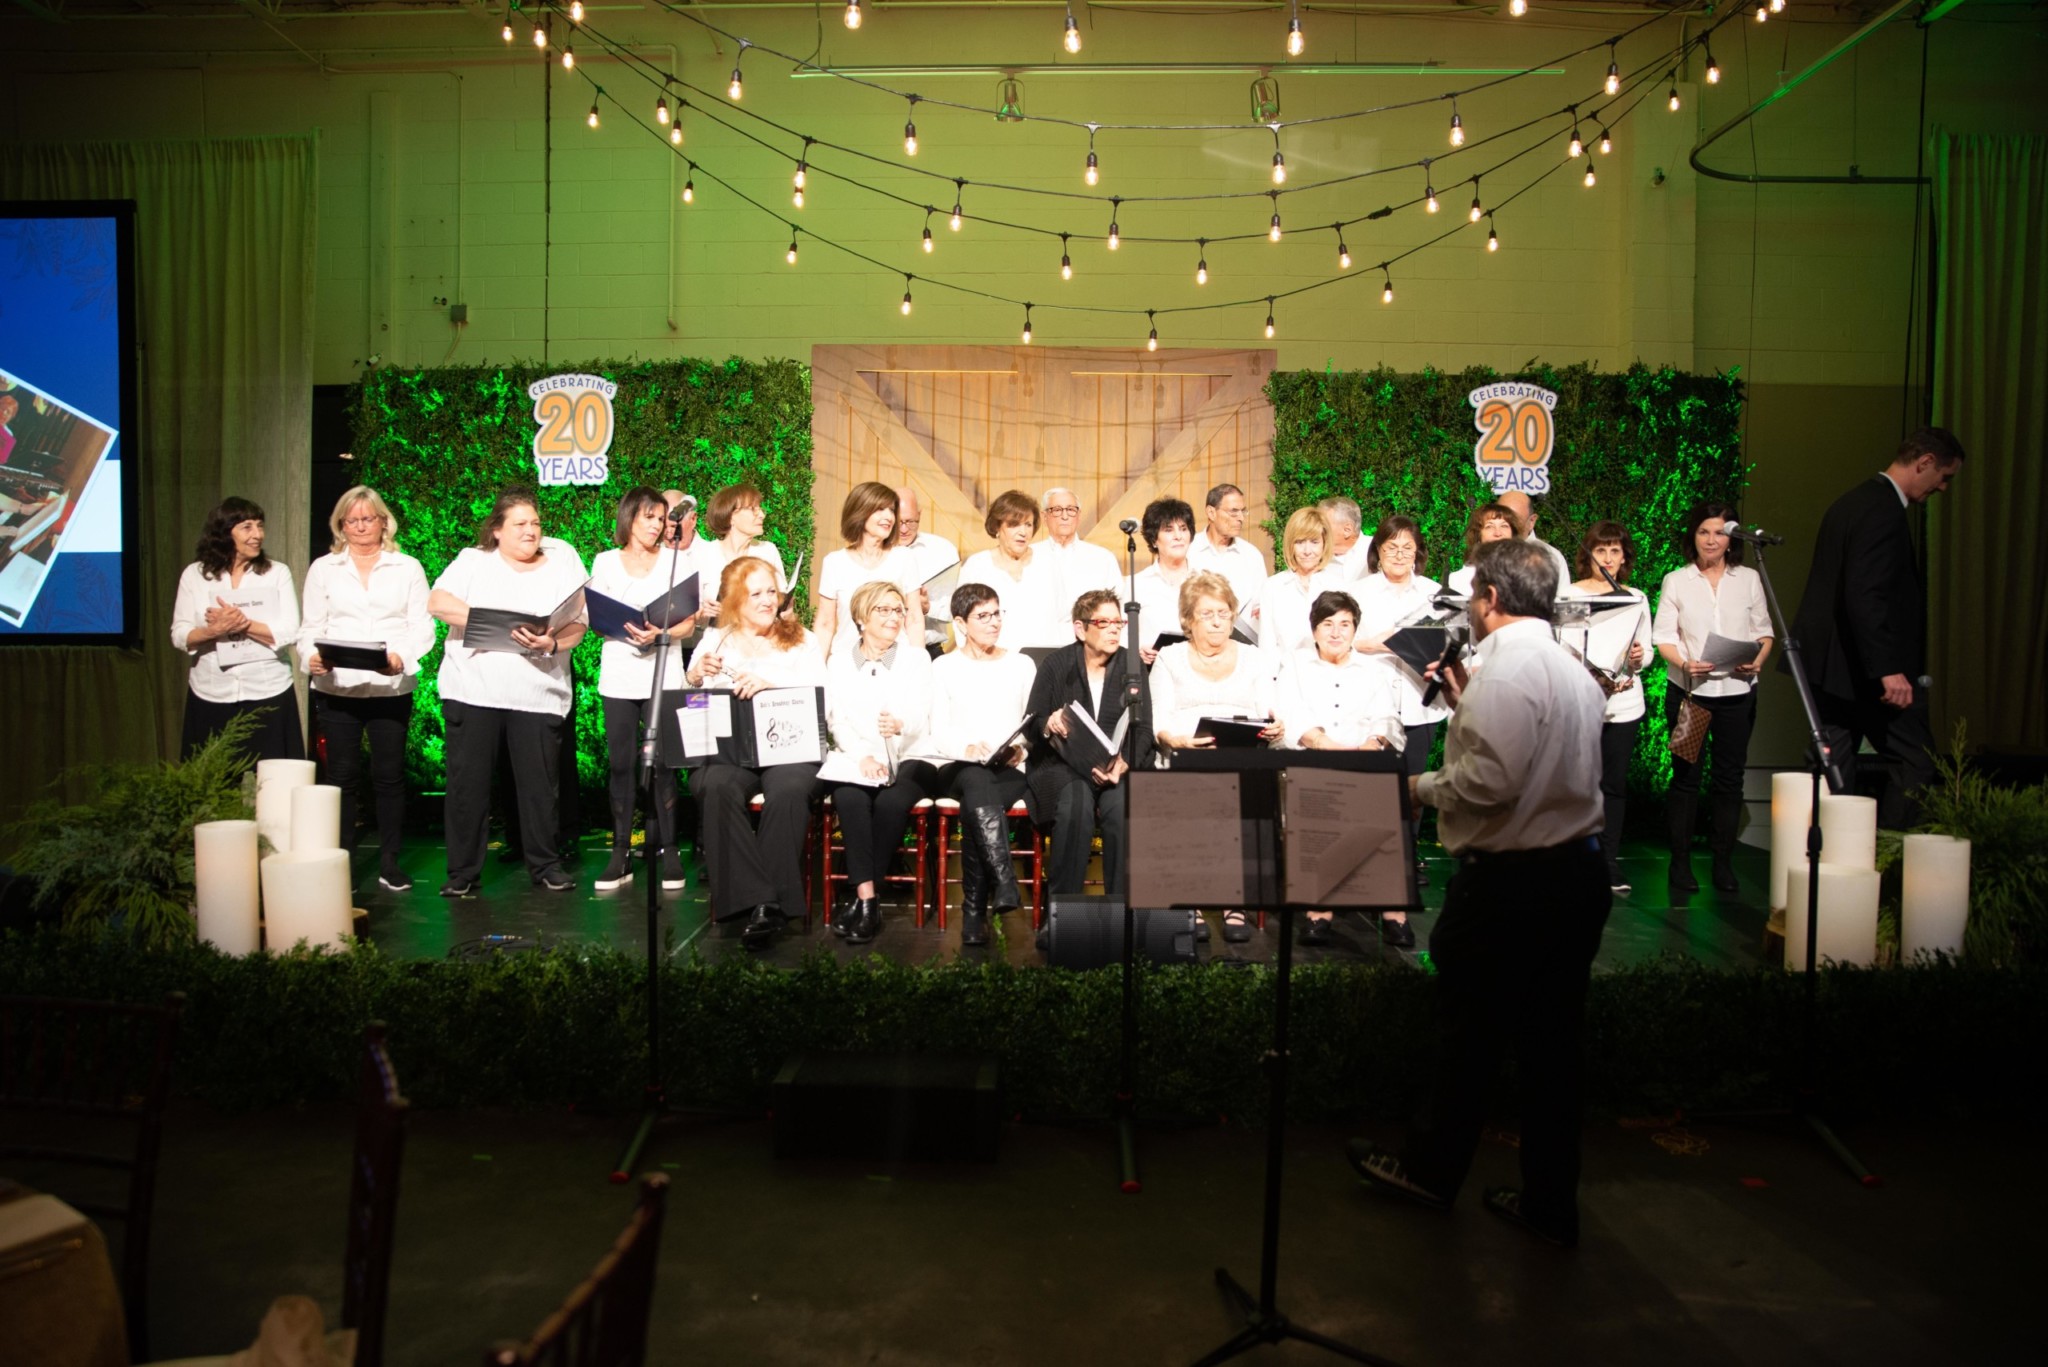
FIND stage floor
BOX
[353,829,1779,973]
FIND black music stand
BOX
[1130,757,1417,1367]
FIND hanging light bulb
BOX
[502,18,514,44]
[562,45,575,71]
[1286,6,1304,58]
[905,119,918,156]
[792,186,803,208]
[1772,0,1786,10]
[950,182,964,231]
[569,1,584,21]
[1584,164,1597,188]
[656,97,670,126]
[845,0,863,30]
[1269,210,1283,242]
[670,121,684,147]
[682,173,695,204]
[532,22,546,49]
[1196,240,1209,285]
[1705,48,1720,84]
[1569,119,1583,158]
[901,280,914,315]
[1084,149,1099,186]
[922,226,934,254]
[1598,127,1612,155]
[1060,234,1073,280]
[586,101,599,129]
[1425,182,1439,214]
[1271,150,1287,185]
[1669,76,1682,112]
[1337,231,1351,270]
[729,66,744,100]
[1021,305,1033,344]
[1449,102,1465,148]
[786,234,798,265]
[1381,272,1394,305]
[1107,198,1121,250]
[1487,216,1500,252]
[1508,0,1527,14]
[1146,310,1158,352]
[1469,187,1483,222]
[1606,48,1621,97]
[1063,6,1082,55]
[1756,2,1769,21]
[1264,298,1276,339]
[793,159,807,192]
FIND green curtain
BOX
[1928,131,2048,752]
[0,136,318,817]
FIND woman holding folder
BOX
[428,488,589,897]
[821,580,933,944]
[1564,521,1655,894]
[587,486,700,894]
[298,486,434,891]
[170,495,304,763]
[683,556,827,949]
[1652,503,1773,894]
[1353,515,1449,770]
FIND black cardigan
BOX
[1021,641,1155,825]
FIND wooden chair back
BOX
[342,1021,409,1367]
[482,1173,671,1367]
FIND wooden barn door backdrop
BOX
[810,346,1278,579]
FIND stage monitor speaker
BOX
[1045,894,1198,970]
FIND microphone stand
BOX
[1685,538,1876,1187]
[612,509,693,1182]
[1114,522,1145,1194]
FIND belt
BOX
[1458,835,1601,866]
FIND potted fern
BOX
[4,714,259,947]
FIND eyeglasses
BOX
[868,606,908,619]
[1378,541,1416,557]
[1084,617,1126,629]
[1045,505,1081,516]
[1192,608,1235,624]
[968,609,1004,623]
[343,516,383,528]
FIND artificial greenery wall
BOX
[349,357,814,797]
[1266,362,1747,794]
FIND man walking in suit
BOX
[1790,426,1965,827]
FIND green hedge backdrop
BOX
[1265,362,1748,793]
[349,356,815,798]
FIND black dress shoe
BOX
[1221,911,1254,943]
[1668,853,1699,893]
[439,878,478,898]
[740,904,783,949]
[960,906,990,947]
[831,899,857,938]
[1380,917,1417,950]
[847,896,881,945]
[1711,856,1740,894]
[1300,916,1333,946]
[534,871,575,893]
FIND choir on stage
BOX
[177,474,1774,944]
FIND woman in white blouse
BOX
[957,489,1067,650]
[1444,501,1518,597]
[1258,505,1337,658]
[170,495,303,762]
[684,556,827,949]
[1653,502,1774,895]
[588,487,700,896]
[1132,496,1196,664]
[1151,571,1281,942]
[1563,521,1656,895]
[822,580,933,944]
[1354,515,1449,775]
[906,581,1037,946]
[813,481,920,662]
[692,483,787,627]
[428,489,589,897]
[298,486,434,891]
[1276,589,1406,944]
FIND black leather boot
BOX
[968,807,1023,913]
[1709,793,1743,894]
[847,895,881,944]
[1666,793,1699,893]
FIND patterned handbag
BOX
[1669,694,1713,765]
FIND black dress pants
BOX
[1048,775,1126,895]
[181,686,305,764]
[1817,689,1935,829]
[1665,685,1755,796]
[601,695,677,851]
[314,691,413,874]
[832,759,937,888]
[1597,716,1641,877]
[444,699,564,883]
[696,760,820,919]
[1403,839,1611,1241]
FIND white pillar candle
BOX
[289,784,343,853]
[260,849,353,952]
[1768,771,1815,911]
[1817,794,1878,872]
[254,759,317,854]
[1783,863,1881,971]
[1901,834,1971,962]
[193,819,260,956]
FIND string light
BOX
[1487,214,1500,252]
[1606,46,1621,97]
[1336,228,1351,270]
[1107,198,1121,250]
[1063,6,1082,55]
[1772,0,1787,10]
[901,275,914,316]
[1598,127,1612,155]
[1059,233,1073,280]
[1668,74,1681,112]
[1569,111,1583,158]
[1264,297,1276,339]
[922,208,935,253]
[1755,2,1768,21]
[1584,163,1597,188]
[531,22,546,49]
[1508,0,1527,15]
[1286,3,1304,57]
[656,96,670,125]
[1271,146,1288,186]
[1084,148,1099,186]
[904,97,918,155]
[1469,182,1484,222]
[1268,192,1283,242]
[1381,271,1394,305]
[950,180,965,231]
[1196,239,1209,284]
[1449,100,1465,148]
[1021,304,1033,344]
[682,167,695,204]
[729,45,747,101]
[586,99,599,129]
[793,148,807,206]
[1424,167,1439,214]
[501,15,513,44]
[569,0,584,21]
[844,0,863,30]
[562,44,575,71]
[785,230,798,265]
[1146,310,1158,351]
[1705,46,1720,84]
[670,118,683,147]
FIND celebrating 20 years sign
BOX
[1468,381,1558,496]
[527,372,617,486]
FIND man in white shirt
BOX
[1035,486,1124,616]
[895,487,959,649]
[1187,482,1269,624]
[1346,538,1610,1250]
[1495,490,1573,593]
[1318,496,1371,580]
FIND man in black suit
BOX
[1789,426,1965,827]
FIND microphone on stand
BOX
[1119,518,1139,535]
[1718,519,1785,546]
[1596,563,1623,594]
[667,494,698,521]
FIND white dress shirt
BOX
[1560,582,1654,723]
[1416,618,1606,855]
[171,560,299,704]
[1326,539,1372,582]
[825,642,933,770]
[817,545,924,661]
[1257,568,1341,658]
[1353,571,1450,726]
[588,547,691,701]
[434,539,588,717]
[297,550,434,699]
[900,531,962,645]
[957,548,1071,649]
[1276,647,1406,751]
[1188,533,1270,620]
[1150,642,1277,747]
[1652,563,1772,699]
[691,537,787,603]
[912,650,1038,762]
[1131,562,1193,651]
[1033,536,1124,622]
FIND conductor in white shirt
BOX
[1347,538,1610,1250]
[1035,486,1123,612]
[1187,482,1269,626]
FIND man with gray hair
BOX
[895,486,958,650]
[1036,485,1123,612]
[1188,482,1268,621]
[1347,537,1610,1249]
[1317,496,1369,580]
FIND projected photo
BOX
[0,369,119,627]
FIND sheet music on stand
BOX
[660,685,827,768]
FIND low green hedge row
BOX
[4,929,2040,1124]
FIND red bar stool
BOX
[931,798,1046,929]
[819,796,934,927]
